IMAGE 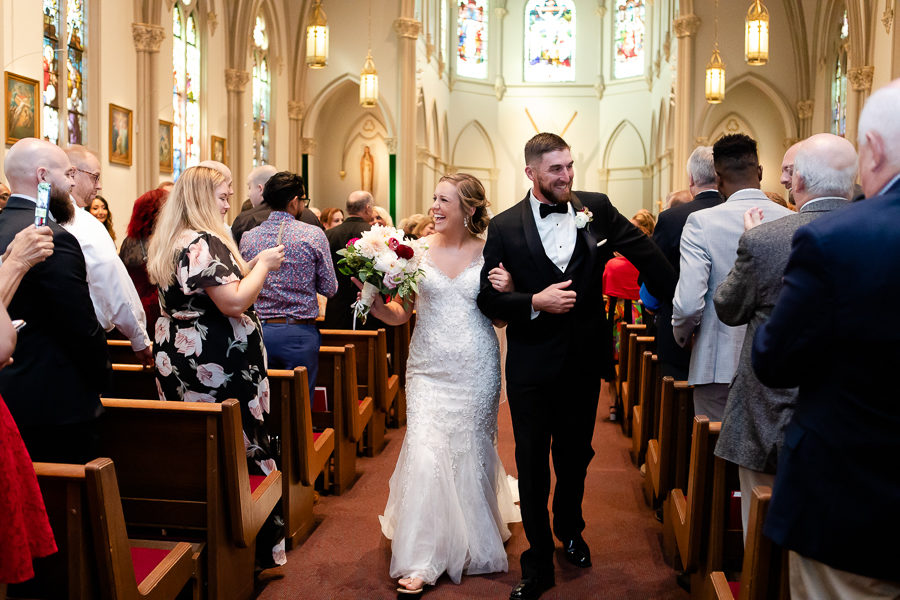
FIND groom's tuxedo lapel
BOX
[519,195,566,282]
[567,193,598,293]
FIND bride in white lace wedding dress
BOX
[364,174,520,596]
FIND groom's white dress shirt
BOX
[529,191,577,319]
[62,196,150,351]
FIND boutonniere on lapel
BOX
[573,206,593,230]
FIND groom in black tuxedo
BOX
[478,133,675,600]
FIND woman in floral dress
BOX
[146,165,286,569]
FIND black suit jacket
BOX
[231,203,323,246]
[478,192,675,384]
[751,180,900,580]
[322,216,385,330]
[0,196,109,427]
[651,189,724,375]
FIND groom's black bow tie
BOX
[539,202,568,218]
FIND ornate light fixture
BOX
[745,0,769,65]
[305,0,328,69]
[359,0,378,107]
[706,0,726,104]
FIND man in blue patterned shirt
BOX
[240,171,338,401]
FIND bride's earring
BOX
[463,215,469,229]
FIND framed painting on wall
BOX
[211,135,226,164]
[5,72,40,145]
[109,103,132,166]
[159,120,173,173]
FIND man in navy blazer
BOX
[752,82,900,597]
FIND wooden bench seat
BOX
[320,329,399,456]
[614,323,646,422]
[384,322,411,427]
[631,351,659,468]
[645,378,694,509]
[267,367,335,548]
[315,345,374,494]
[97,398,281,600]
[107,339,151,364]
[105,364,159,400]
[20,458,194,600]
[621,330,653,437]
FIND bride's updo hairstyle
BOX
[439,173,490,235]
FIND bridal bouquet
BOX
[336,225,427,326]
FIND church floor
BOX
[255,383,689,599]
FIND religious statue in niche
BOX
[360,145,374,193]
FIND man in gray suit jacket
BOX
[672,134,793,421]
[713,133,854,540]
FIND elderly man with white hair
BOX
[713,133,854,543]
[752,82,900,598]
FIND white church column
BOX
[672,13,700,190]
[225,68,250,221]
[288,100,305,176]
[131,23,165,193]
[847,65,874,146]
[393,4,421,220]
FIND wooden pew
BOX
[384,322,411,427]
[267,367,335,548]
[662,416,721,575]
[631,351,659,467]
[645,378,694,509]
[622,334,654,437]
[97,398,281,600]
[20,459,194,600]
[709,486,788,600]
[105,364,159,400]
[315,345,374,494]
[107,339,151,364]
[614,323,646,419]
[320,329,399,456]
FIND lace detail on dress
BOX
[378,254,520,585]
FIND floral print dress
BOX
[153,230,285,567]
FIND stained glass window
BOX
[456,0,488,79]
[524,0,575,82]
[614,0,645,79]
[67,0,85,144]
[831,10,849,137]
[42,0,61,144]
[173,3,201,179]
[251,14,270,167]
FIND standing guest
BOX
[320,207,345,230]
[651,148,723,380]
[779,141,802,208]
[752,82,900,600]
[146,165,287,571]
[0,225,58,593]
[373,205,393,227]
[672,135,792,421]
[478,133,675,600]
[323,190,384,330]
[401,213,425,239]
[119,187,169,334]
[88,195,116,241]
[240,171,338,401]
[230,164,277,245]
[664,189,692,210]
[0,182,9,211]
[764,190,792,211]
[714,133,854,541]
[0,138,109,464]
[412,216,435,238]
[158,181,174,193]
[308,205,322,221]
[62,146,151,365]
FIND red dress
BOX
[0,396,56,583]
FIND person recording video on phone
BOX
[0,138,110,464]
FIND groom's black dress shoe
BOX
[509,575,554,600]
[563,536,592,568]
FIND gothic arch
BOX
[430,101,441,158]
[302,73,397,141]
[696,72,798,142]
[230,0,289,72]
[602,120,647,169]
[451,120,496,169]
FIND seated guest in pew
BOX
[752,82,900,599]
[673,134,793,421]
[240,171,337,402]
[712,133,854,543]
[62,146,152,366]
[0,138,109,464]
[146,165,289,571]
[232,165,324,246]
[0,224,58,593]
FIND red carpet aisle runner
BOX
[256,383,688,600]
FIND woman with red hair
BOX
[119,186,169,333]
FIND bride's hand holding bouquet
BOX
[336,224,427,326]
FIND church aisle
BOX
[256,384,688,599]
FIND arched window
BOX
[613,0,645,79]
[524,0,575,82]
[42,0,87,145]
[456,0,488,79]
[251,14,271,167]
[173,2,201,179]
[831,9,849,137]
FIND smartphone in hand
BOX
[35,182,50,227]
[276,221,285,245]
[12,319,25,332]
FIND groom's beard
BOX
[49,188,75,224]
[537,175,572,204]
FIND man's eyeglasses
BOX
[77,168,101,184]
[301,197,310,207]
